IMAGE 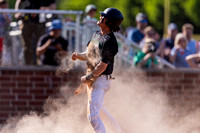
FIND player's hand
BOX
[71,52,78,61]
[81,75,92,84]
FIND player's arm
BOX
[81,61,107,83]
[71,50,87,61]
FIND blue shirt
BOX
[127,28,144,43]
[186,39,196,55]
[170,47,190,68]
[163,38,174,49]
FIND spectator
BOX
[170,33,190,68]
[15,0,56,65]
[140,26,159,50]
[133,38,159,69]
[82,4,99,50]
[127,12,148,44]
[186,53,200,68]
[83,4,97,25]
[157,23,178,62]
[182,23,196,55]
[36,19,68,66]
[0,0,12,64]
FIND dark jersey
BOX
[37,33,68,66]
[86,31,118,75]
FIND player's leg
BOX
[87,76,109,133]
[100,106,122,133]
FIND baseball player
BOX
[71,8,123,133]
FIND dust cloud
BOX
[0,67,200,133]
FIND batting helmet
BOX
[100,8,123,32]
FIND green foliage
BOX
[183,0,200,27]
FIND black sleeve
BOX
[60,38,68,51]
[37,34,49,47]
[101,40,118,64]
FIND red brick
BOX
[35,71,53,76]
[1,71,17,76]
[184,73,198,78]
[148,72,165,77]
[183,96,198,101]
[29,77,45,82]
[17,107,33,111]
[1,83,16,88]
[0,107,15,112]
[18,95,32,100]
[0,76,11,81]
[12,89,27,94]
[183,85,196,90]
[0,101,10,106]
[34,107,43,112]
[29,101,44,106]
[29,89,44,94]
[35,95,49,99]
[12,101,26,106]
[0,113,8,117]
[35,83,49,88]
[1,95,15,100]
[145,77,162,83]
[18,83,33,88]
[179,90,194,96]
[162,79,177,84]
[18,71,34,75]
[166,90,179,96]
[179,79,193,84]
[194,79,200,84]
[49,77,62,82]
[167,85,182,90]
[12,76,28,82]
[0,89,10,93]
[46,89,54,94]
[53,82,62,88]
[167,73,183,78]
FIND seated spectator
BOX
[157,23,178,62]
[127,12,148,44]
[170,33,190,68]
[133,38,159,69]
[186,53,200,68]
[182,23,196,55]
[36,19,68,66]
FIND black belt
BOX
[99,75,115,80]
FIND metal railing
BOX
[0,9,175,69]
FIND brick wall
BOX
[0,66,82,123]
[0,67,200,123]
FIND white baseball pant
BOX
[87,75,121,133]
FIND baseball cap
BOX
[136,12,148,23]
[168,23,178,30]
[49,19,62,31]
[85,4,97,13]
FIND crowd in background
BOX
[126,12,200,69]
[0,0,200,69]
